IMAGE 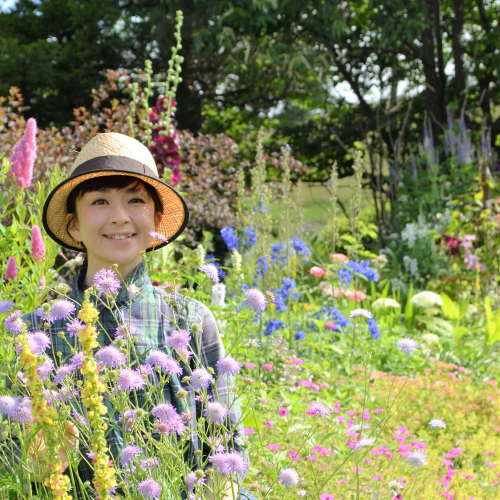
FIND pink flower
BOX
[4,257,17,280]
[330,253,349,263]
[31,226,46,262]
[306,454,317,461]
[372,475,382,481]
[311,445,323,452]
[344,290,367,302]
[243,362,255,369]
[267,444,280,451]
[263,419,274,428]
[346,410,357,416]
[461,474,475,479]
[319,494,334,500]
[9,118,37,187]
[486,462,498,467]
[333,402,340,413]
[278,407,289,417]
[288,450,300,462]
[261,398,269,404]
[324,321,337,331]
[310,266,326,277]
[262,363,273,371]
[244,428,255,435]
[372,408,384,414]
[483,451,496,455]
[291,358,304,365]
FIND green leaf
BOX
[425,317,454,338]
[404,283,414,327]
[440,293,460,321]
[486,318,500,345]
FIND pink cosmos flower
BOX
[262,363,273,371]
[372,408,384,414]
[278,407,289,417]
[9,117,37,187]
[262,398,269,404]
[461,474,475,479]
[243,362,255,369]
[372,475,382,481]
[291,358,304,365]
[319,494,334,500]
[310,266,326,277]
[483,451,496,455]
[311,445,323,452]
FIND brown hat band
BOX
[72,155,152,177]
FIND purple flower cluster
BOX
[204,402,228,424]
[209,452,248,476]
[0,301,15,314]
[165,329,191,351]
[27,331,51,355]
[116,369,146,391]
[190,368,214,391]
[145,350,182,376]
[221,227,239,252]
[152,403,186,436]
[137,478,162,499]
[0,396,33,424]
[66,318,85,337]
[96,346,127,368]
[216,355,242,376]
[4,310,23,333]
[50,299,75,321]
[243,288,267,312]
[120,445,141,467]
[94,268,121,295]
[198,263,220,284]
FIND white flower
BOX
[297,491,307,497]
[408,450,427,467]
[403,255,419,279]
[279,468,299,487]
[421,333,440,347]
[410,291,442,309]
[396,338,419,355]
[349,308,373,319]
[371,298,400,310]
[128,284,139,300]
[355,438,375,449]
[211,283,226,307]
[428,419,446,429]
[348,424,370,433]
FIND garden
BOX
[1,2,500,500]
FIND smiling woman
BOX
[66,176,163,285]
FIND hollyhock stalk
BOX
[77,294,117,498]
[16,332,72,499]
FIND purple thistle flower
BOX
[94,268,121,295]
[165,329,191,351]
[396,338,419,355]
[153,417,186,437]
[35,308,50,322]
[243,288,267,312]
[70,351,85,369]
[139,363,154,376]
[198,263,220,283]
[204,402,228,424]
[187,471,206,492]
[12,397,33,424]
[54,364,74,385]
[50,299,76,321]
[307,402,331,416]
[66,318,85,337]
[151,402,180,423]
[116,369,146,391]
[137,478,162,499]
[190,368,214,391]
[0,395,21,417]
[115,323,137,339]
[145,350,182,375]
[9,117,37,188]
[96,346,127,368]
[141,456,159,468]
[37,359,54,381]
[27,331,51,355]
[209,452,248,476]
[4,257,17,280]
[279,468,300,487]
[0,301,15,314]
[4,310,23,333]
[120,445,141,467]
[216,355,242,376]
[149,231,169,244]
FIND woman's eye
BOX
[129,198,146,203]
[92,199,108,205]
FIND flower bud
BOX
[136,409,146,418]
[170,270,180,279]
[111,264,119,271]
[41,302,52,313]
[194,450,202,457]
[207,367,215,375]
[181,376,190,384]
[176,389,188,399]
[191,323,201,334]
[55,283,72,295]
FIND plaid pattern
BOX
[22,262,250,498]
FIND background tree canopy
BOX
[1,0,500,181]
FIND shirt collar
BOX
[70,261,153,305]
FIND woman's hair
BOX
[65,176,163,246]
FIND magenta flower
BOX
[243,288,267,312]
[204,402,228,424]
[267,444,280,451]
[278,407,289,417]
[262,363,273,371]
[4,257,18,280]
[216,355,242,376]
[31,226,46,261]
[198,263,219,283]
[307,402,331,416]
[9,117,37,187]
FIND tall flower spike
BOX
[9,117,37,187]
[4,257,17,280]
[31,225,46,261]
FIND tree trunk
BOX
[452,0,466,108]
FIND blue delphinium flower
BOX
[254,256,268,282]
[254,193,268,213]
[206,254,226,279]
[264,319,285,336]
[290,237,311,263]
[275,295,287,312]
[339,267,352,285]
[295,331,305,341]
[315,307,351,328]
[367,318,381,339]
[346,260,379,282]
[220,227,239,252]
[242,226,258,250]
[271,243,287,269]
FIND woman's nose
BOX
[109,204,131,224]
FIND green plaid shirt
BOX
[21,262,247,498]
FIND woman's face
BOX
[67,182,162,280]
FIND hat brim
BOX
[43,169,189,253]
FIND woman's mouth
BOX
[104,233,136,240]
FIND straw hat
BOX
[42,132,188,252]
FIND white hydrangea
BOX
[410,291,442,309]
[421,333,440,347]
[372,298,400,310]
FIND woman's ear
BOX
[66,213,82,243]
[154,211,162,230]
